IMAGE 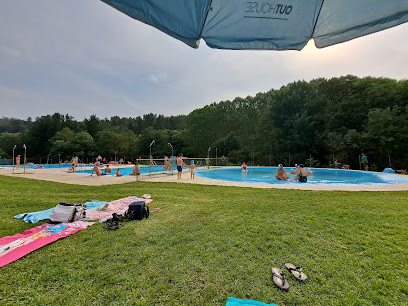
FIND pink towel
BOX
[84,196,153,222]
[0,221,94,268]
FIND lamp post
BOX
[115,151,118,163]
[12,145,16,174]
[168,142,174,175]
[47,153,51,164]
[23,144,26,175]
[207,147,211,169]
[216,148,218,167]
[149,140,155,177]
[168,142,173,157]
[58,154,61,164]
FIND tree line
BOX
[1,75,408,170]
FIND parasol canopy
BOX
[100,0,408,50]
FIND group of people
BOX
[176,154,197,179]
[90,162,141,177]
[276,164,313,182]
[240,161,313,183]
[67,152,371,180]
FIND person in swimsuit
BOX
[190,160,197,179]
[129,164,140,176]
[91,162,102,176]
[176,153,187,179]
[361,153,368,170]
[105,164,112,175]
[241,162,247,172]
[116,168,123,177]
[16,155,21,169]
[290,164,308,182]
[275,164,289,180]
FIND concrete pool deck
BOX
[1,165,408,191]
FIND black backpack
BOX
[126,201,149,220]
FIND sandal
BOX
[103,220,120,231]
[285,263,308,281]
[272,267,289,291]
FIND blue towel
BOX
[14,200,109,223]
[226,297,279,306]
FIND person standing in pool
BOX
[275,164,289,180]
[361,153,369,170]
[290,164,308,182]
[241,162,248,172]
[176,153,187,179]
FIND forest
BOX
[1,75,408,170]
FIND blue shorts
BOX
[177,165,182,172]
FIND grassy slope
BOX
[0,175,407,305]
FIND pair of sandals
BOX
[272,263,308,291]
[103,213,124,231]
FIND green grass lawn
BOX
[0,175,407,305]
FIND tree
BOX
[70,132,95,160]
[0,133,24,157]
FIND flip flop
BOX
[272,267,289,291]
[285,263,308,281]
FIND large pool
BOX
[195,167,408,186]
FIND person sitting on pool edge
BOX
[116,168,123,177]
[290,164,308,182]
[275,164,289,180]
[91,162,102,176]
[105,164,112,175]
[129,164,140,176]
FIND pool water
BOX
[4,164,80,169]
[195,167,408,186]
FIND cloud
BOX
[0,86,26,99]
[147,72,168,85]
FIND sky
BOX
[1,1,407,121]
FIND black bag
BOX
[126,201,149,220]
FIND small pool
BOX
[3,164,82,169]
[196,167,408,186]
[76,165,170,176]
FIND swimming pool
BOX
[195,167,408,186]
[77,165,169,176]
[3,164,82,169]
